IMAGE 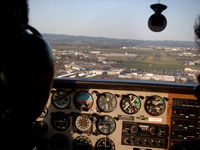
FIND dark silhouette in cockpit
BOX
[170,15,200,150]
[0,0,54,150]
[194,15,200,100]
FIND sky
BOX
[29,0,200,41]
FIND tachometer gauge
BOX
[72,136,92,150]
[120,94,141,114]
[51,89,71,109]
[75,115,92,133]
[95,138,115,150]
[51,112,70,131]
[96,115,116,135]
[97,92,117,112]
[144,95,166,116]
[51,134,70,150]
[74,92,94,111]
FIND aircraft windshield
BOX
[29,0,200,84]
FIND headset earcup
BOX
[1,27,54,124]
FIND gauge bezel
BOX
[96,115,116,135]
[51,89,71,109]
[144,95,166,116]
[120,94,141,114]
[74,91,94,111]
[97,92,117,112]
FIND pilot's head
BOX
[194,15,200,50]
[194,15,200,99]
[0,0,54,132]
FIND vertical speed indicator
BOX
[120,94,141,114]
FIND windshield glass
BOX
[29,0,200,84]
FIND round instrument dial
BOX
[51,89,71,109]
[75,115,92,132]
[51,112,70,131]
[144,95,166,116]
[97,92,117,112]
[51,134,70,150]
[74,92,93,111]
[120,94,141,114]
[96,115,116,135]
[39,106,48,118]
[72,136,92,150]
[95,138,115,150]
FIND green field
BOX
[106,49,183,71]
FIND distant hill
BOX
[42,33,196,48]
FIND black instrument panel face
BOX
[33,79,197,150]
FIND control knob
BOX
[149,126,157,135]
[130,125,139,134]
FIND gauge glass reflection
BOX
[96,115,116,135]
[95,138,115,150]
[75,115,92,132]
[51,89,71,109]
[74,92,94,111]
[120,94,141,114]
[97,92,117,112]
[144,95,166,116]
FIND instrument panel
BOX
[33,78,198,150]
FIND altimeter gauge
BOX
[74,92,94,111]
[96,115,116,135]
[95,138,115,150]
[97,92,117,112]
[144,95,166,116]
[120,94,141,114]
[51,89,71,109]
[75,115,92,133]
[72,136,92,150]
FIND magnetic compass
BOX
[74,92,94,111]
[120,94,141,114]
[97,92,117,112]
[144,95,166,116]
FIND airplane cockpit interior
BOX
[1,0,200,150]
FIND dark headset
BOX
[0,24,54,130]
